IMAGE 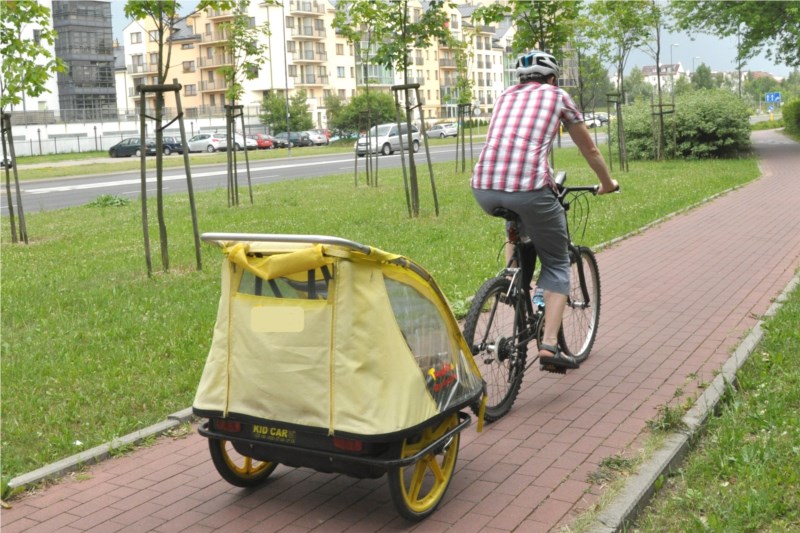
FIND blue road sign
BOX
[765,92,781,103]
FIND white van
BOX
[355,123,421,156]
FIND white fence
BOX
[5,108,267,157]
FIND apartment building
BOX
[112,0,534,129]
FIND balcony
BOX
[290,26,325,39]
[294,73,328,86]
[292,50,327,63]
[439,58,457,69]
[198,55,233,68]
[127,63,157,75]
[207,9,232,19]
[199,31,229,44]
[200,80,229,92]
[289,0,325,15]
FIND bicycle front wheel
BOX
[560,246,600,362]
[462,276,527,422]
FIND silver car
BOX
[427,122,458,138]
[355,123,421,156]
[187,133,226,153]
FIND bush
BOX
[783,99,800,135]
[614,89,751,160]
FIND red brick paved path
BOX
[3,130,799,532]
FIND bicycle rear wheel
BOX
[463,276,527,422]
[560,246,600,362]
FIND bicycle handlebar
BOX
[555,170,620,196]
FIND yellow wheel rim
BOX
[396,414,459,513]
[218,440,274,479]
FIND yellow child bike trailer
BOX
[193,233,485,521]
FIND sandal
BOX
[538,343,579,372]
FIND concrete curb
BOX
[8,408,194,491]
[589,272,799,532]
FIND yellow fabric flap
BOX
[224,242,333,280]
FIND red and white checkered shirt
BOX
[471,82,583,192]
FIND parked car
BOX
[306,129,329,146]
[248,133,274,150]
[427,122,458,138]
[268,134,290,149]
[187,132,226,153]
[218,132,257,151]
[355,123,421,156]
[0,157,12,169]
[273,131,313,148]
[161,136,185,155]
[583,113,603,128]
[108,137,157,158]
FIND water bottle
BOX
[532,287,545,309]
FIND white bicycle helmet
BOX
[516,50,560,79]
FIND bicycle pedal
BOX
[540,363,567,375]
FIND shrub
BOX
[614,89,751,160]
[783,99,800,135]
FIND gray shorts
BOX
[473,188,570,295]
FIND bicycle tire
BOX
[463,276,527,422]
[560,246,600,363]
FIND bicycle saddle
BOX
[490,207,520,222]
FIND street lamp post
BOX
[692,56,701,74]
[670,43,679,102]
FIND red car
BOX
[248,134,274,150]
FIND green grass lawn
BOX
[631,282,800,532]
[1,147,760,490]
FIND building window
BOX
[205,23,211,34]
[286,41,296,53]
[337,66,345,78]
[185,84,197,96]
[336,43,343,55]
[33,29,42,44]
[338,89,346,99]
[131,32,141,44]
[183,61,195,72]
[285,17,294,28]
[149,31,158,42]
[181,43,194,50]
[150,53,159,65]
[288,65,297,77]
[350,66,355,78]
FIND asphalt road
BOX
[2,133,598,214]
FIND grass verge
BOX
[1,148,759,487]
[630,281,800,532]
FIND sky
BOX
[108,0,794,79]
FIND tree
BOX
[670,1,800,69]
[288,90,314,132]
[568,51,614,112]
[217,0,272,207]
[583,0,659,170]
[472,1,581,56]
[124,0,233,274]
[323,93,346,137]
[334,0,452,216]
[692,63,714,90]
[330,91,398,134]
[624,67,654,104]
[1,0,65,244]
[259,91,287,132]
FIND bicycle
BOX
[464,171,612,422]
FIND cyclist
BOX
[471,50,618,372]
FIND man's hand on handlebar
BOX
[596,180,620,195]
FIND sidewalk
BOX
[2,129,799,532]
